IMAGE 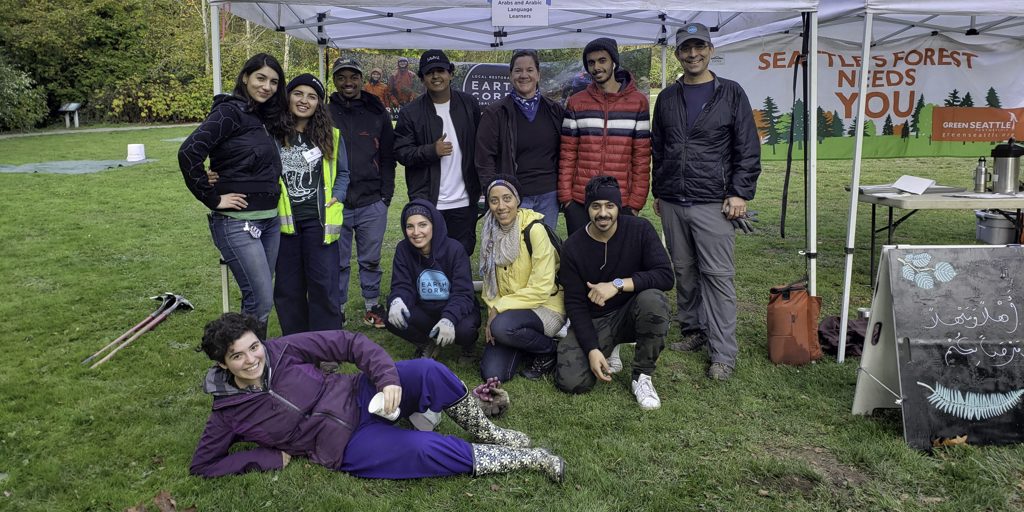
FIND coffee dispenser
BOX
[990,138,1024,194]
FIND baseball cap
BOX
[418,49,453,78]
[675,23,712,48]
[331,57,363,76]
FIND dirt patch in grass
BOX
[767,445,870,494]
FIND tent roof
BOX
[214,1,818,50]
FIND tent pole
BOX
[837,12,873,364]
[318,44,326,84]
[211,2,222,95]
[807,11,818,296]
[661,44,667,89]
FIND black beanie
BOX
[583,37,620,71]
[286,73,325,100]
[585,175,622,209]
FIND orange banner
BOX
[932,107,1024,142]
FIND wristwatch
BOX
[612,278,625,292]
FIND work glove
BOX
[429,318,456,346]
[472,377,511,418]
[388,298,410,329]
[730,210,759,234]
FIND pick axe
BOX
[86,293,194,369]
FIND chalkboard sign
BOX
[853,245,1024,450]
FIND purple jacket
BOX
[189,330,400,477]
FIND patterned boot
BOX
[472,444,564,483]
[445,392,530,447]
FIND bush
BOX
[92,75,214,123]
[0,57,49,131]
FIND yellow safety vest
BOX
[278,128,344,244]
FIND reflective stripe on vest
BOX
[276,128,345,244]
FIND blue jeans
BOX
[519,191,558,230]
[275,217,343,335]
[208,213,280,328]
[338,200,388,307]
[480,309,556,382]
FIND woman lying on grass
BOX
[190,313,564,481]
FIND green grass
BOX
[2,126,1023,511]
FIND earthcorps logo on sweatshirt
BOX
[418,269,451,301]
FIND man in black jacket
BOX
[555,176,673,410]
[329,57,397,328]
[394,49,482,256]
[651,23,762,381]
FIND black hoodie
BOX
[328,91,396,208]
[179,94,282,211]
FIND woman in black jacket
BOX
[179,53,288,338]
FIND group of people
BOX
[179,23,761,482]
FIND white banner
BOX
[491,0,549,27]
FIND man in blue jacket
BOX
[651,23,762,381]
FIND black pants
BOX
[440,205,478,256]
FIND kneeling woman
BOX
[479,176,565,381]
[386,200,480,361]
[190,313,563,480]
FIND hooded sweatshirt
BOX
[328,90,396,208]
[388,199,477,324]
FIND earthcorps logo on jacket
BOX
[418,269,451,301]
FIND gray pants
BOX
[660,201,738,367]
[555,289,670,394]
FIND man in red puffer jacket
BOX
[558,37,651,234]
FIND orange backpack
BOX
[767,280,822,365]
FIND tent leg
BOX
[838,13,874,364]
[211,3,222,95]
[807,12,818,297]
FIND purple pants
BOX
[339,359,474,478]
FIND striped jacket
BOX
[558,70,651,211]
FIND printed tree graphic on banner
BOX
[920,103,934,144]
[847,116,873,137]
[911,95,925,138]
[830,110,844,137]
[791,99,805,150]
[901,121,910,139]
[777,113,792,146]
[961,92,974,107]
[986,87,1002,108]
[816,107,829,142]
[761,96,781,152]
[944,89,961,107]
[882,114,894,135]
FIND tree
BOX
[830,110,844,137]
[864,119,876,137]
[919,104,934,143]
[961,92,974,107]
[944,89,961,107]
[816,106,829,142]
[791,99,805,149]
[986,87,1002,108]
[882,114,894,135]
[0,56,48,130]
[901,121,910,139]
[847,117,873,137]
[761,96,782,151]
[911,95,925,138]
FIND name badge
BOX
[302,147,322,164]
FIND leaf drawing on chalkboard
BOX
[933,262,957,282]
[914,273,935,289]
[902,265,917,281]
[917,382,1024,421]
[906,253,932,267]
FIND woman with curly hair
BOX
[273,73,350,334]
[179,53,289,338]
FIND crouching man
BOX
[554,176,673,410]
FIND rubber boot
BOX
[471,444,564,483]
[444,392,530,447]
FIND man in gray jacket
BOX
[651,23,762,381]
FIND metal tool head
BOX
[174,295,195,311]
[150,292,176,303]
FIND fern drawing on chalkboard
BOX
[917,381,1024,421]
[898,253,957,289]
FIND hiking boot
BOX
[458,347,477,366]
[363,304,386,329]
[630,373,661,410]
[520,353,556,380]
[414,342,442,360]
[707,362,734,381]
[669,330,708,352]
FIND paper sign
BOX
[893,175,936,195]
[491,0,549,27]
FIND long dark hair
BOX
[285,90,334,160]
[232,53,289,140]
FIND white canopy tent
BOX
[835,0,1024,362]
[209,0,826,298]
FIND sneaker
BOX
[669,330,708,352]
[606,344,624,374]
[555,319,570,339]
[520,353,556,380]
[363,304,386,329]
[414,342,442,360]
[707,362,734,381]
[409,410,442,431]
[631,373,661,410]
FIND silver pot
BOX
[990,139,1023,194]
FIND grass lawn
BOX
[2,126,1023,512]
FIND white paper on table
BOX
[892,175,936,195]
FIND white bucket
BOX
[126,144,146,162]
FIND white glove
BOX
[388,298,410,329]
[429,318,456,346]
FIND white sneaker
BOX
[555,318,570,339]
[409,410,442,431]
[607,344,623,374]
[631,373,661,410]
